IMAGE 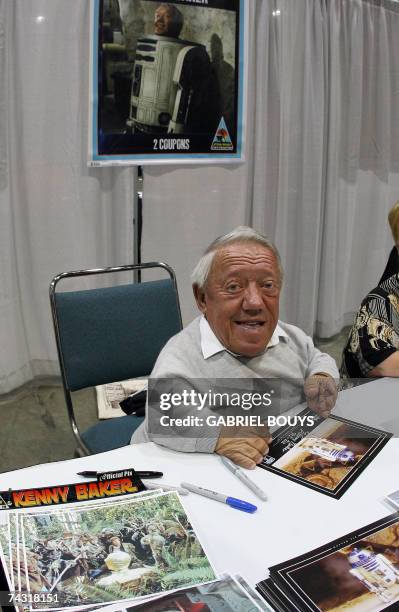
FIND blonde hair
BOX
[388,201,399,244]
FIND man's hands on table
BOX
[304,373,338,418]
[214,374,337,470]
[215,425,272,470]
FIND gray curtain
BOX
[0,0,136,393]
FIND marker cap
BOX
[226,496,257,513]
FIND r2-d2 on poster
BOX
[126,3,218,138]
[127,35,212,136]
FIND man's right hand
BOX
[215,426,272,469]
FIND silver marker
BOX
[145,481,189,495]
[220,456,268,501]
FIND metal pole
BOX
[133,165,143,282]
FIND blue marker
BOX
[180,481,257,513]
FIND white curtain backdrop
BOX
[0,0,135,393]
[143,0,399,334]
[1,0,399,394]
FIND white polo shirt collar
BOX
[199,315,288,359]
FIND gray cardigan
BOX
[132,317,338,452]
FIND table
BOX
[1,378,398,591]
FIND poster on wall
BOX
[89,0,247,165]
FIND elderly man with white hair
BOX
[132,227,339,469]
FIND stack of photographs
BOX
[257,512,399,611]
[0,489,218,610]
[259,408,391,498]
[93,573,273,611]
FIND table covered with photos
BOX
[1,377,399,611]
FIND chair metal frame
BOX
[49,262,182,455]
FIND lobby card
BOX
[264,512,399,612]
[90,574,274,612]
[20,491,216,610]
[0,512,12,587]
[14,488,162,605]
[6,488,161,602]
[10,512,18,591]
[259,409,391,499]
[94,574,267,611]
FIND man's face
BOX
[154,5,174,36]
[194,242,281,357]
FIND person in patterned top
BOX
[340,273,399,378]
[379,201,399,285]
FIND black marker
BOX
[77,470,163,479]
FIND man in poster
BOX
[91,0,243,162]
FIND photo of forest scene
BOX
[21,492,215,609]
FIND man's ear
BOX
[193,284,207,314]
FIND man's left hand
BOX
[304,374,337,418]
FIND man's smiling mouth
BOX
[235,321,265,327]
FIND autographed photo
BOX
[259,409,391,499]
[89,0,245,164]
[269,513,399,612]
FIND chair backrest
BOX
[50,263,182,392]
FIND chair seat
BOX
[82,416,144,454]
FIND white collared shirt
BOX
[199,315,289,360]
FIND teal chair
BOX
[49,263,182,455]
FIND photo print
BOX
[124,573,271,611]
[259,409,391,499]
[258,512,399,612]
[91,574,274,611]
[0,492,163,608]
[20,492,215,610]
[0,513,11,588]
